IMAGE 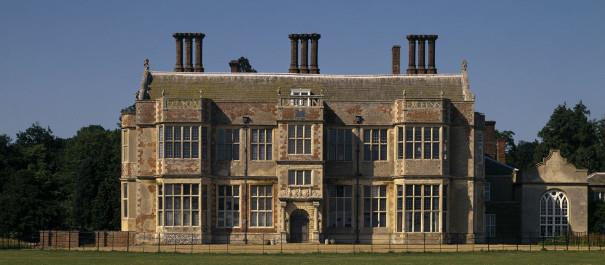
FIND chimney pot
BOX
[427,35,438,74]
[194,33,205,72]
[309,33,321,74]
[184,34,193,72]
[173,33,184,72]
[299,34,310,74]
[406,35,417,74]
[417,35,427,74]
[288,34,300,73]
[229,60,240,73]
[392,45,401,75]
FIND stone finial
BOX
[136,58,152,100]
[461,59,468,72]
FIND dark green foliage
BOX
[0,123,120,236]
[63,126,120,230]
[236,57,257,73]
[537,102,603,172]
[589,201,605,233]
[0,124,68,236]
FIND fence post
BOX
[126,231,130,252]
[142,232,145,253]
[388,233,391,252]
[280,233,283,254]
[487,236,490,252]
[423,233,426,253]
[191,233,194,254]
[157,233,161,253]
[456,234,459,252]
[68,231,71,251]
[588,233,591,252]
[439,234,442,253]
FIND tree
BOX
[0,124,68,236]
[62,125,120,231]
[236,57,257,73]
[589,201,605,233]
[537,102,602,172]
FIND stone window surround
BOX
[327,184,353,228]
[326,127,353,161]
[156,182,201,227]
[121,182,128,218]
[393,179,445,233]
[287,124,312,155]
[250,127,273,161]
[362,128,388,161]
[121,129,129,162]
[216,127,240,161]
[539,189,569,237]
[485,213,496,238]
[363,185,388,228]
[249,185,274,228]
[157,124,203,159]
[398,125,443,160]
[217,184,241,228]
[288,170,312,186]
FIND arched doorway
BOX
[289,209,309,243]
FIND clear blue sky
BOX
[0,0,603,141]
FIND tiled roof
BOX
[147,72,469,102]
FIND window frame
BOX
[363,185,387,228]
[158,125,202,159]
[121,129,129,162]
[122,182,128,218]
[288,170,312,186]
[327,128,353,161]
[539,190,569,237]
[485,213,496,238]
[401,184,441,233]
[327,185,353,228]
[216,128,240,161]
[287,124,312,155]
[157,183,201,227]
[251,128,273,161]
[401,126,441,160]
[363,128,388,161]
[217,185,241,228]
[250,185,274,228]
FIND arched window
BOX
[539,190,569,237]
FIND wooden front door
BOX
[289,210,309,243]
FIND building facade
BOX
[121,32,603,244]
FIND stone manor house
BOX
[119,32,605,244]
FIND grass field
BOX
[1,250,604,265]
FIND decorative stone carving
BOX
[136,58,152,100]
[278,187,322,199]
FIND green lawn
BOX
[1,250,604,265]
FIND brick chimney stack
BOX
[484,120,497,159]
[288,34,300,73]
[406,34,438,75]
[309,33,321,74]
[173,33,205,72]
[417,35,426,74]
[497,138,507,163]
[299,34,310,74]
[427,35,438,74]
[392,45,401,75]
[229,60,240,73]
[406,35,416,74]
[289,33,321,74]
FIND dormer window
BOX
[290,89,311,106]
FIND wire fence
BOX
[1,231,605,254]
